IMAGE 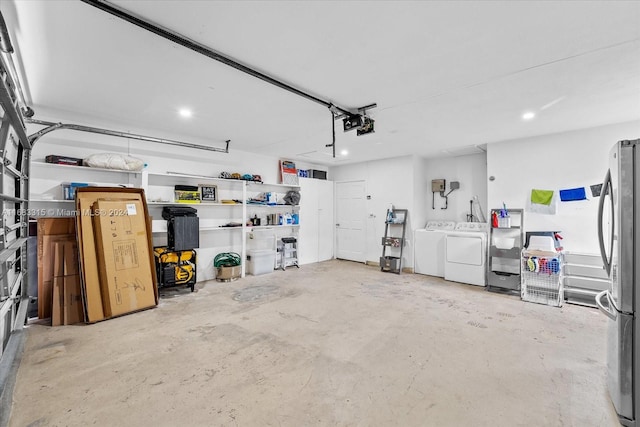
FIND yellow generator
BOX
[154,247,197,292]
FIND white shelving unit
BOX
[245,181,301,271]
[488,208,523,292]
[29,165,303,280]
[142,171,248,278]
[29,161,143,216]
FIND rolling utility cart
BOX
[521,232,564,307]
[380,208,408,274]
[154,206,200,291]
[521,249,564,307]
[278,237,299,270]
[154,247,197,292]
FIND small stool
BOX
[279,237,299,270]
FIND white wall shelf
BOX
[248,225,300,230]
[29,199,75,203]
[247,182,301,190]
[246,204,299,208]
[146,201,243,207]
[31,161,143,176]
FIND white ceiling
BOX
[2,1,640,165]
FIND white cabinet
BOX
[299,178,334,264]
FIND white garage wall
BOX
[29,130,326,184]
[420,153,488,226]
[413,156,429,232]
[331,155,416,267]
[28,115,329,281]
[487,119,640,254]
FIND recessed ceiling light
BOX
[179,108,193,118]
[522,111,535,121]
[340,149,348,156]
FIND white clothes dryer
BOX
[414,221,456,277]
[444,222,489,286]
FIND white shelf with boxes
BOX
[28,162,304,281]
[142,171,250,280]
[244,181,301,274]
[29,161,142,211]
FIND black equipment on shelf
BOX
[162,206,199,251]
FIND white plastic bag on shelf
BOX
[83,153,145,171]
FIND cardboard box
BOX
[76,187,157,323]
[216,265,241,281]
[61,240,83,325]
[51,240,83,326]
[45,154,83,166]
[92,198,156,317]
[51,242,64,326]
[37,217,75,319]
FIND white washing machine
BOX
[444,222,489,286]
[414,221,456,277]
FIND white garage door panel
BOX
[446,236,483,265]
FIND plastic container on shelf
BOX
[247,249,275,275]
[494,237,515,249]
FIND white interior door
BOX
[335,181,366,262]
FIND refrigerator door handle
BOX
[597,169,614,275]
[596,290,617,320]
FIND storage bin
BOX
[61,182,91,200]
[493,237,515,249]
[380,256,401,272]
[487,271,520,291]
[497,217,511,228]
[247,249,275,275]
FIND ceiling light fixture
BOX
[341,149,349,156]
[179,108,193,118]
[522,111,536,121]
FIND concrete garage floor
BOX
[8,259,618,426]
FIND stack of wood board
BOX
[51,240,83,326]
[37,217,83,325]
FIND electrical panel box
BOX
[432,179,446,193]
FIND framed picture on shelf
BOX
[199,184,218,203]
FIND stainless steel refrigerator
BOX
[597,139,640,426]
